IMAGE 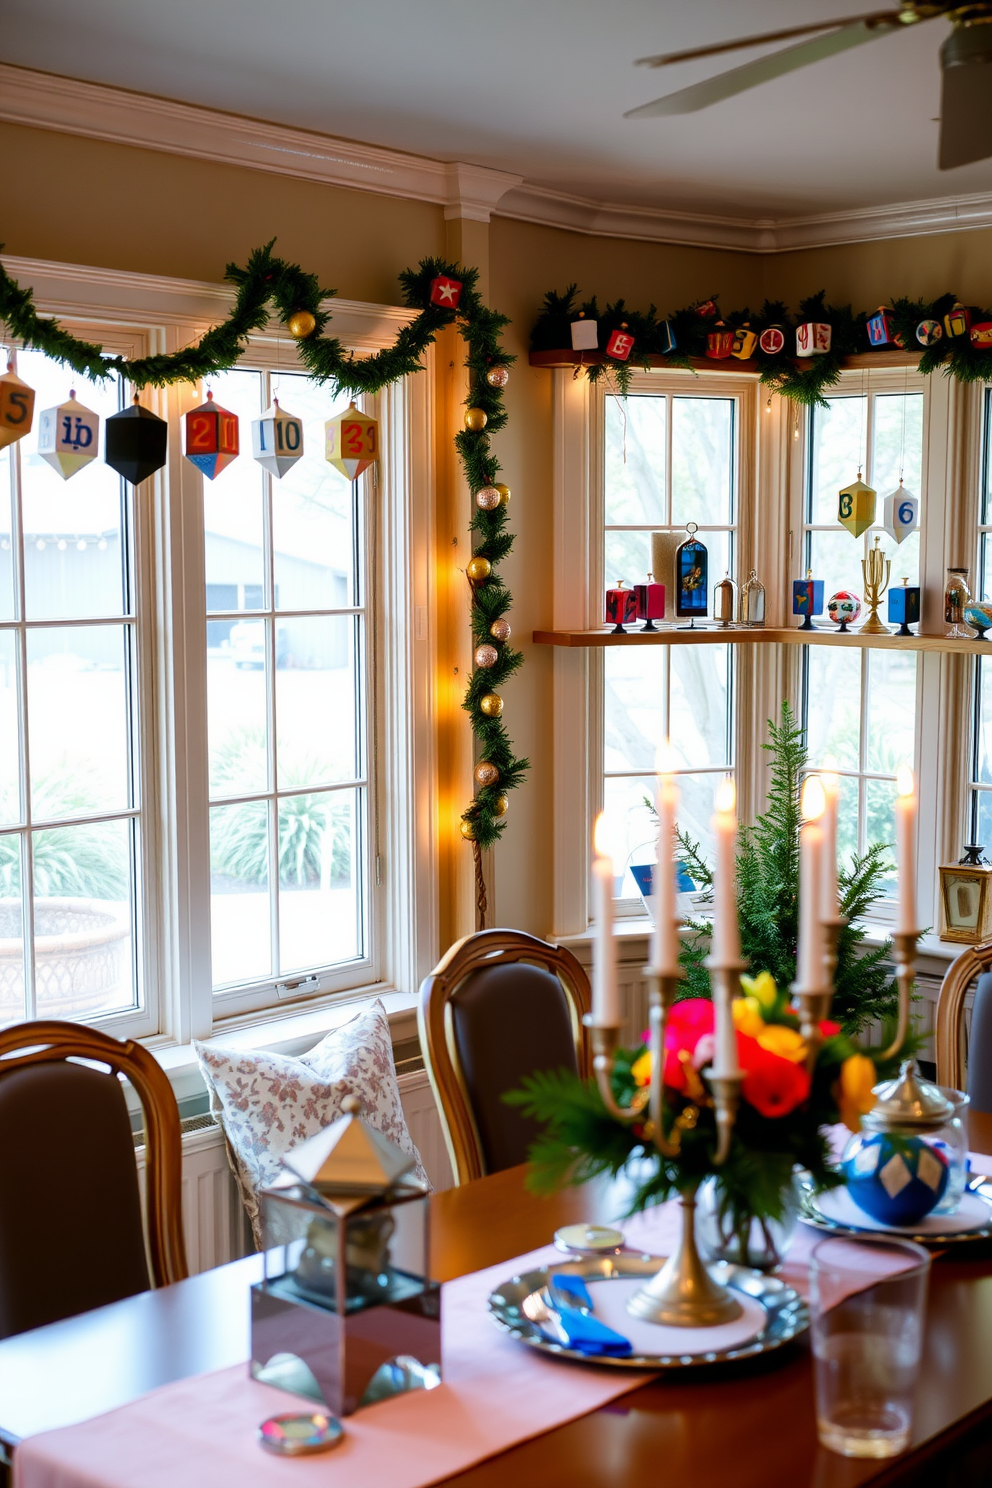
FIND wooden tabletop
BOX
[3,1160,992,1484]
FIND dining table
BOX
[3,1111,992,1488]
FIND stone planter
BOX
[0,897,131,1020]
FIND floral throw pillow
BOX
[194,999,430,1246]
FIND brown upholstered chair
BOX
[0,1020,187,1340]
[418,929,591,1186]
[935,940,992,1091]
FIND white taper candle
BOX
[895,764,918,935]
[591,813,619,1025]
[797,775,826,992]
[651,743,682,977]
[711,776,741,1078]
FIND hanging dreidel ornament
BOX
[184,391,239,480]
[37,390,100,479]
[325,401,378,481]
[838,473,877,538]
[429,275,463,310]
[605,323,634,361]
[883,481,919,545]
[105,396,168,484]
[570,311,598,352]
[252,398,304,479]
[0,363,36,450]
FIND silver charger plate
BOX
[797,1178,992,1247]
[487,1252,809,1369]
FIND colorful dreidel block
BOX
[104,398,168,484]
[883,484,919,545]
[325,401,378,481]
[694,299,719,319]
[570,314,598,351]
[37,392,100,479]
[971,321,992,348]
[731,325,757,359]
[605,581,639,633]
[184,392,239,480]
[944,302,971,339]
[758,326,786,355]
[705,325,734,359]
[888,580,921,636]
[796,322,832,356]
[655,320,676,353]
[252,399,304,479]
[633,574,665,631]
[792,571,824,630]
[429,276,462,309]
[827,590,861,632]
[916,318,943,346]
[838,476,877,538]
[866,307,895,347]
[0,365,36,450]
[605,328,634,361]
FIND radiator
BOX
[137,1069,454,1275]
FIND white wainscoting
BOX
[137,1069,454,1276]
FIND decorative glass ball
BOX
[842,1129,949,1226]
[287,310,317,340]
[476,487,501,510]
[474,644,498,668]
[489,619,511,642]
[474,762,499,788]
[479,693,503,717]
[459,819,476,840]
[494,483,511,505]
[827,590,862,627]
[916,318,943,347]
[466,556,492,582]
[492,794,509,817]
[486,366,510,389]
[464,407,488,432]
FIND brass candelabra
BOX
[860,536,892,636]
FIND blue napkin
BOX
[547,1273,632,1357]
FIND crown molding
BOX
[3,62,992,254]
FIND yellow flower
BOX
[732,995,765,1038]
[740,970,778,1010]
[837,1054,877,1132]
[756,1024,807,1064]
[631,1050,652,1088]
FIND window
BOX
[0,347,143,1026]
[801,378,926,897]
[600,385,738,897]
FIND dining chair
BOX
[0,1020,187,1340]
[934,941,992,1106]
[418,928,591,1186]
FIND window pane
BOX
[806,648,861,771]
[865,777,897,898]
[32,817,135,1019]
[16,349,126,622]
[208,620,269,798]
[835,772,859,873]
[203,369,265,612]
[806,528,862,606]
[276,616,360,788]
[0,631,19,825]
[602,774,658,896]
[0,840,24,1026]
[27,625,131,819]
[866,650,917,776]
[976,655,992,787]
[210,800,272,987]
[0,447,13,621]
[671,645,732,768]
[272,375,358,609]
[872,393,923,497]
[278,789,360,971]
[605,395,666,527]
[604,530,651,593]
[975,790,992,855]
[671,398,733,527]
[605,648,665,773]
[810,396,867,526]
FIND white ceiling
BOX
[4,0,992,218]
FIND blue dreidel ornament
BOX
[792,571,824,631]
[888,579,922,637]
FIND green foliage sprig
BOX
[0,241,526,852]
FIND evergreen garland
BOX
[0,241,526,853]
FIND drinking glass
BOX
[809,1236,930,1459]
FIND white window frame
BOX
[2,256,439,1048]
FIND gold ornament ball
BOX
[489,619,511,642]
[474,762,500,788]
[459,819,476,840]
[466,556,492,583]
[474,643,499,668]
[476,486,501,511]
[492,794,509,818]
[494,483,511,505]
[479,692,503,718]
[486,366,510,389]
[287,309,317,340]
[464,407,488,432]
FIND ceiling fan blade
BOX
[635,10,906,68]
[625,14,922,118]
[939,24,992,169]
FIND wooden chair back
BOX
[418,929,591,1186]
[934,941,992,1089]
[0,1020,187,1336]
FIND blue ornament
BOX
[843,1131,949,1226]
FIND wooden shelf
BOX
[528,348,918,374]
[532,625,991,655]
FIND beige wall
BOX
[765,229,992,310]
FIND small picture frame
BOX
[939,859,992,943]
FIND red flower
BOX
[820,1019,841,1038]
[663,999,714,1092]
[738,1034,811,1117]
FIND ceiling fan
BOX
[626,3,992,169]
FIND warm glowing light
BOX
[802,775,826,822]
[896,764,915,798]
[715,777,736,815]
[765,396,772,414]
[656,739,677,776]
[822,753,839,793]
[593,811,611,862]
